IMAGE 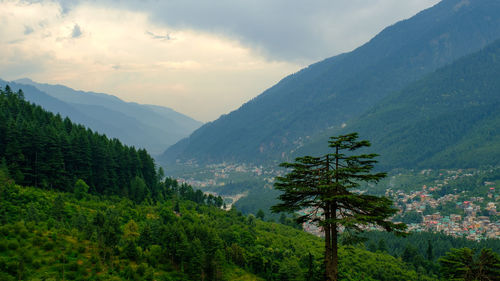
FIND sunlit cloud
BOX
[0,0,300,121]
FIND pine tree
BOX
[256,209,265,220]
[272,133,406,281]
[439,247,500,281]
[52,195,66,221]
[426,239,433,261]
[74,179,89,200]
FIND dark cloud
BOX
[71,24,82,38]
[49,0,441,61]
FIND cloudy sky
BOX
[0,0,440,122]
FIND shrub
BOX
[68,261,79,272]
[32,259,41,269]
[32,235,44,246]
[7,240,19,250]
[78,245,86,254]
[43,241,55,251]
[0,241,7,252]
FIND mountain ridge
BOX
[161,0,500,166]
[1,78,202,155]
[297,38,500,169]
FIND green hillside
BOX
[0,178,440,281]
[0,86,161,199]
[162,0,500,167]
[298,38,500,169]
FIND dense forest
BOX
[360,231,500,276]
[0,86,160,201]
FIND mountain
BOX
[0,85,157,196]
[297,38,500,170]
[1,78,202,155]
[161,0,500,166]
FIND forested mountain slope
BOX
[0,180,439,280]
[0,78,202,155]
[298,38,500,169]
[162,0,500,165]
[0,86,158,198]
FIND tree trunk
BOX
[332,220,338,281]
[324,206,335,281]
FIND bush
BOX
[32,259,41,269]
[0,258,6,270]
[7,240,19,250]
[68,261,79,272]
[0,226,10,236]
[136,263,147,276]
[90,254,99,264]
[32,235,44,246]
[43,241,55,251]
[65,271,77,280]
[19,229,29,239]
[5,261,17,276]
[21,252,33,265]
[78,245,86,253]
[0,272,14,281]
[0,241,7,252]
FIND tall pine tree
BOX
[272,133,406,281]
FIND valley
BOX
[2,0,500,280]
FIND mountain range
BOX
[298,38,500,170]
[0,78,202,155]
[161,0,500,169]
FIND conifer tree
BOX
[439,247,500,281]
[272,133,406,281]
[427,239,433,261]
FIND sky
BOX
[0,0,440,122]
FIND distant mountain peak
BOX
[14,77,35,84]
[3,78,202,155]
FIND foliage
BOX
[439,247,500,281]
[0,86,157,201]
[0,178,439,280]
[360,231,500,278]
[73,179,89,200]
[272,133,406,280]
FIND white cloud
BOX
[0,1,301,121]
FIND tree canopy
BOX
[272,133,406,281]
